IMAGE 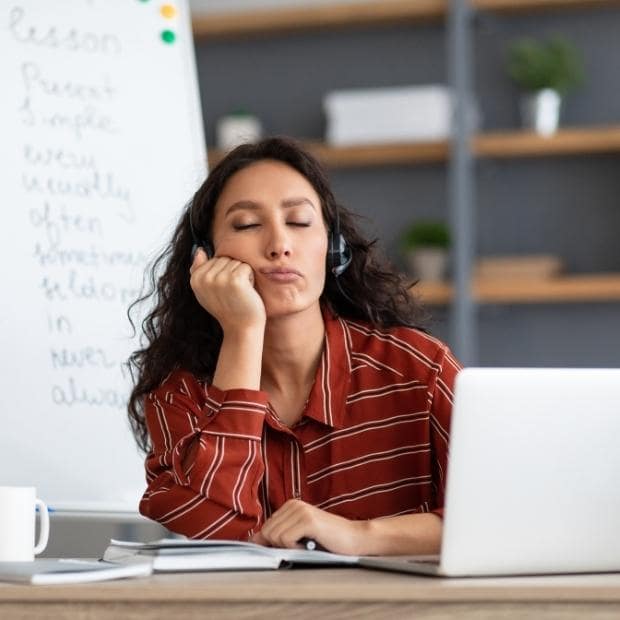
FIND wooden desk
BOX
[2,567,620,619]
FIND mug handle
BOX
[34,499,50,555]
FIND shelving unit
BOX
[415,274,620,305]
[192,1,445,38]
[208,125,620,168]
[192,0,620,38]
[194,0,620,363]
[475,125,620,158]
[474,0,620,13]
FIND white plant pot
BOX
[407,247,449,282]
[520,89,561,136]
[216,114,263,150]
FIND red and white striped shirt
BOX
[140,310,461,540]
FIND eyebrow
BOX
[224,197,316,217]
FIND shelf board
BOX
[475,126,620,158]
[413,274,620,305]
[208,140,449,168]
[473,0,620,14]
[207,126,620,169]
[192,0,620,38]
[192,0,446,39]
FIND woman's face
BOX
[211,159,329,319]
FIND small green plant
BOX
[401,220,450,251]
[507,36,584,95]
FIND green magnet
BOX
[161,30,176,44]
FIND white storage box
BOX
[324,85,453,146]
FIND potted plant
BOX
[400,220,450,282]
[507,36,583,136]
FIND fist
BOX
[189,248,266,332]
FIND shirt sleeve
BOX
[139,374,269,540]
[427,346,462,519]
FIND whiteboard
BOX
[0,0,206,513]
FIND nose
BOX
[265,223,292,259]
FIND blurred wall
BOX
[196,6,620,366]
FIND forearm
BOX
[143,377,269,539]
[252,499,442,556]
[140,473,261,540]
[142,400,266,539]
[360,513,443,556]
[212,326,264,391]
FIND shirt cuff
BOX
[199,386,270,440]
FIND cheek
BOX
[213,233,254,262]
[307,236,328,278]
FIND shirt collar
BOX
[302,306,352,430]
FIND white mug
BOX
[0,486,50,561]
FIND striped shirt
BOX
[139,311,461,540]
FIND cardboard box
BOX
[324,85,452,146]
[475,255,564,280]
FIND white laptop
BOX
[360,368,620,577]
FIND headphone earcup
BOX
[327,232,352,277]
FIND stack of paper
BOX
[324,85,452,146]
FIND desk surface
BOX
[2,567,620,620]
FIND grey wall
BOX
[196,7,620,367]
[475,7,620,129]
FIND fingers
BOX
[188,247,265,328]
[189,247,208,274]
[250,531,268,546]
[258,500,316,549]
[230,260,255,286]
[191,255,255,289]
[199,258,244,285]
[205,256,235,280]
[256,501,364,555]
[190,248,239,277]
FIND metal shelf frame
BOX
[447,0,478,363]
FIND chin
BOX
[263,295,320,320]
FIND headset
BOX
[326,203,352,277]
[188,202,352,277]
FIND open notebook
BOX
[103,538,361,571]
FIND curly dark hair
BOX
[127,136,428,452]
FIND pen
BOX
[298,537,324,551]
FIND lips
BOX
[259,267,302,283]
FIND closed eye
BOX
[233,222,311,230]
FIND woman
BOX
[128,136,461,556]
